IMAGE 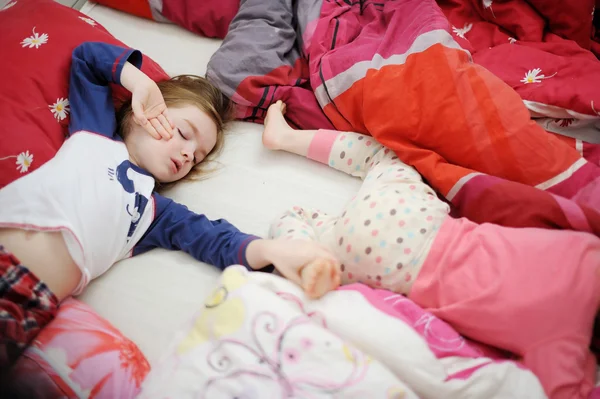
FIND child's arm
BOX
[68,42,140,139]
[133,194,261,269]
[68,42,172,139]
[245,238,341,299]
[134,194,339,275]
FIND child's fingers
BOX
[149,118,168,139]
[131,101,148,126]
[144,121,160,139]
[162,108,175,129]
[156,114,173,139]
[134,115,161,139]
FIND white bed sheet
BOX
[78,3,360,365]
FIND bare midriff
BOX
[0,228,82,302]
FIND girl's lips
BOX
[170,159,179,174]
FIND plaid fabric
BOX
[0,246,58,369]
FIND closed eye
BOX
[178,128,196,163]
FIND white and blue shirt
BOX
[0,42,259,294]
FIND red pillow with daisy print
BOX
[0,0,168,189]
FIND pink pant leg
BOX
[409,217,600,398]
[524,338,597,399]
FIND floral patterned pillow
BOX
[0,298,150,398]
[0,0,168,189]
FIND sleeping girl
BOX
[0,43,339,370]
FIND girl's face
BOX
[125,104,218,183]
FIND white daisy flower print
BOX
[508,37,517,44]
[21,27,48,49]
[0,150,34,173]
[452,23,473,39]
[520,68,556,84]
[78,16,97,26]
[1,1,16,11]
[49,98,70,121]
[16,151,34,173]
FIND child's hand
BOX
[121,62,174,140]
[131,79,174,140]
[246,239,342,299]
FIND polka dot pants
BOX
[270,129,450,294]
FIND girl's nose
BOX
[181,144,194,162]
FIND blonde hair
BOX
[117,75,233,189]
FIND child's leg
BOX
[265,101,451,295]
[0,246,59,370]
[409,218,600,398]
[270,207,341,299]
[263,100,390,180]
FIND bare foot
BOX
[300,258,341,299]
[263,100,294,150]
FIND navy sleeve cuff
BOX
[238,236,274,273]
[113,49,142,85]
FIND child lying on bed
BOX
[0,43,340,369]
[263,100,600,399]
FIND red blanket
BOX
[307,0,600,240]
[438,0,600,138]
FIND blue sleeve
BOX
[68,42,142,139]
[133,193,263,270]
